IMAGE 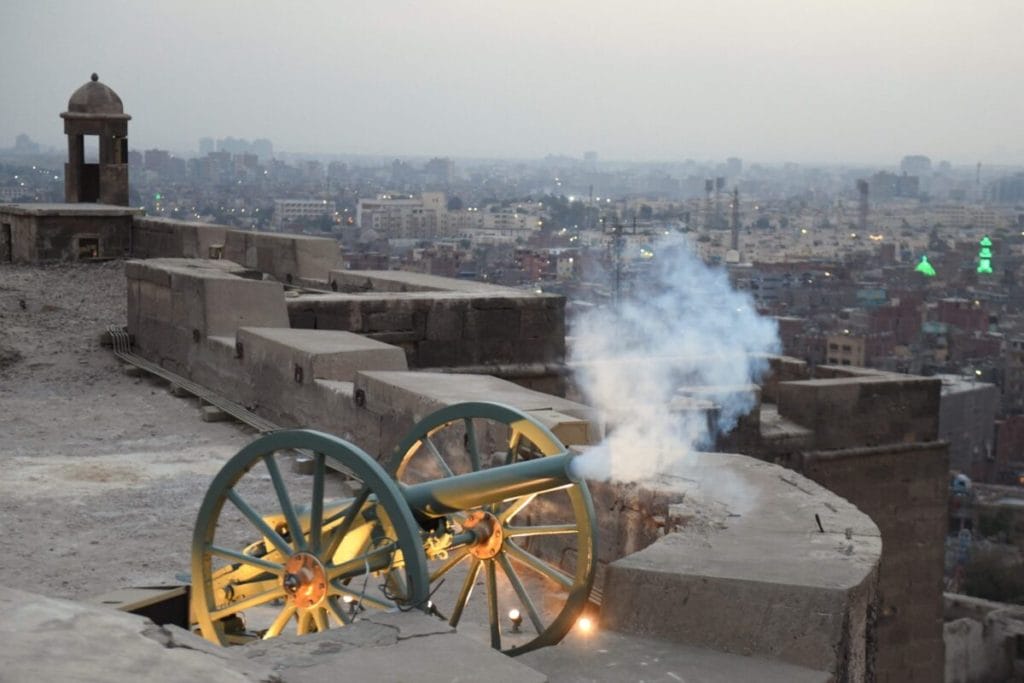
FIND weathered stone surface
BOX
[200,405,230,422]
[224,231,340,284]
[329,269,531,295]
[0,586,278,682]
[520,627,833,683]
[132,217,228,260]
[238,327,407,383]
[777,375,941,449]
[599,451,881,679]
[237,612,546,683]
[126,258,288,370]
[286,286,565,370]
[801,441,950,683]
[0,203,140,263]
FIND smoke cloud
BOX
[569,236,780,488]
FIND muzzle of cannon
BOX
[190,402,597,656]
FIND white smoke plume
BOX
[569,236,780,488]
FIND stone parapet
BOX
[777,375,941,450]
[599,452,881,680]
[287,288,565,372]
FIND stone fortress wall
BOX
[112,216,966,680]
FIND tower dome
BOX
[66,73,124,115]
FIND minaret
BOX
[730,187,740,251]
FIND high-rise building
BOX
[900,155,932,176]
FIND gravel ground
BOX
[0,260,254,599]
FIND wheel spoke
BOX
[321,487,370,560]
[209,544,284,575]
[464,418,480,471]
[423,437,455,478]
[504,541,574,591]
[449,557,482,628]
[505,429,522,466]
[485,560,501,650]
[498,493,537,524]
[326,542,396,581]
[429,546,471,583]
[497,552,545,635]
[264,604,297,639]
[312,607,330,632]
[325,595,353,625]
[297,610,313,635]
[210,585,287,621]
[263,454,305,551]
[505,523,578,539]
[225,489,292,557]
[309,453,326,554]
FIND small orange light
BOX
[577,616,594,633]
[508,608,523,632]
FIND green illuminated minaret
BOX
[915,255,936,277]
[977,235,993,275]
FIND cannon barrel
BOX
[400,452,577,518]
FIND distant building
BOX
[900,155,932,176]
[826,333,866,367]
[274,199,336,229]
[143,149,171,174]
[198,137,215,156]
[424,157,454,186]
[989,173,1024,203]
[357,193,446,239]
[936,374,998,481]
[870,171,919,200]
[1004,337,1024,415]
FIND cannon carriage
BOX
[191,402,597,655]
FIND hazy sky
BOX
[2,0,1022,164]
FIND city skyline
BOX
[2,1,1023,165]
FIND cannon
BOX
[190,402,597,655]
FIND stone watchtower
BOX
[60,73,130,205]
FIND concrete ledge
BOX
[0,202,143,217]
[238,327,407,383]
[329,269,534,294]
[599,452,881,679]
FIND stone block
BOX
[416,340,465,368]
[600,452,881,678]
[200,405,230,422]
[238,327,407,385]
[425,305,464,341]
[465,307,521,339]
[525,408,598,446]
[777,376,941,450]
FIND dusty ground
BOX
[0,260,254,599]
